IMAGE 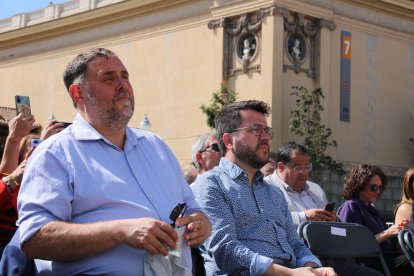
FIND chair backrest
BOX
[398,228,414,268]
[297,221,391,276]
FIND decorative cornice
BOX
[347,0,414,20]
[283,12,336,38]
[207,18,224,29]
[318,18,336,32]
[0,0,208,61]
[0,0,196,50]
[208,4,336,33]
[223,13,262,36]
[301,0,414,35]
[256,5,290,18]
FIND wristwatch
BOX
[2,176,14,193]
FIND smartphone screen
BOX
[324,202,336,212]
[15,95,31,116]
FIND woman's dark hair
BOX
[343,163,387,200]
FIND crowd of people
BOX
[0,47,413,275]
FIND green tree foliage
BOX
[200,84,237,128]
[289,86,345,181]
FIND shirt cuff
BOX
[298,211,307,223]
[250,253,274,275]
[296,255,322,268]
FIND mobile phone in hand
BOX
[55,122,72,128]
[324,202,336,212]
[15,95,31,116]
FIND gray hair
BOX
[63,48,117,108]
[191,131,217,169]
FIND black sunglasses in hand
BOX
[169,203,187,228]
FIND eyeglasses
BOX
[230,124,274,139]
[169,202,187,228]
[200,143,220,153]
[287,163,312,173]
[369,184,384,193]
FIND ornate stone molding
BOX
[256,5,290,18]
[207,18,224,29]
[282,12,336,80]
[208,4,336,79]
[221,12,263,77]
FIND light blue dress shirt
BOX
[17,114,201,275]
[191,158,321,276]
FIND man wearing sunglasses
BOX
[191,131,221,275]
[192,100,336,275]
[191,131,221,177]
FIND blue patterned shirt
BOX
[191,158,321,275]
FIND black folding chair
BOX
[297,221,391,276]
[398,228,414,269]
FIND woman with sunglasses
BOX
[337,164,412,275]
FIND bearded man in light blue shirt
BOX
[17,48,211,275]
[191,100,336,275]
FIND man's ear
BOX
[277,162,284,172]
[222,133,233,151]
[196,152,203,164]
[69,84,84,108]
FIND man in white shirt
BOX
[265,141,382,276]
[264,141,335,225]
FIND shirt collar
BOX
[72,113,145,150]
[219,158,264,183]
[275,172,309,193]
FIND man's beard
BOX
[85,86,134,129]
[234,140,269,169]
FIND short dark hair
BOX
[63,48,116,108]
[214,100,271,154]
[276,141,308,164]
[343,164,387,200]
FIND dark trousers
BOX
[321,258,383,276]
[191,247,206,276]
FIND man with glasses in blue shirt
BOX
[192,100,336,275]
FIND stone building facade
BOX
[0,0,413,217]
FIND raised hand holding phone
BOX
[15,95,31,116]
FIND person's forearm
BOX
[0,135,22,173]
[22,220,124,262]
[263,263,293,276]
[375,230,388,243]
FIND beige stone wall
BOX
[0,0,413,176]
